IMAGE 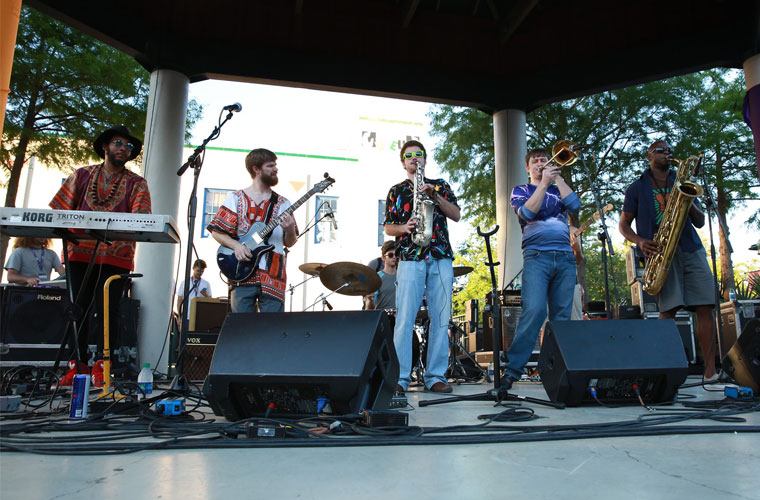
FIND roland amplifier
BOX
[0,284,71,366]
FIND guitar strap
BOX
[263,191,279,227]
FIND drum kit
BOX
[297,260,480,384]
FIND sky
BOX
[185,79,760,272]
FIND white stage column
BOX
[133,69,189,373]
[493,109,527,289]
[744,53,760,89]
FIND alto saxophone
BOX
[641,155,704,295]
[411,159,435,247]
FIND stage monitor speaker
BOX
[722,318,760,392]
[189,297,229,332]
[538,319,688,406]
[203,310,399,420]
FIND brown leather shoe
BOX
[429,382,453,393]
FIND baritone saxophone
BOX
[641,155,703,295]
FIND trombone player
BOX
[619,140,716,378]
[500,145,581,392]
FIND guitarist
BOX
[207,149,298,313]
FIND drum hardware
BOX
[304,262,381,311]
[286,262,328,312]
[447,320,486,382]
[318,262,381,296]
[299,262,328,276]
[411,320,428,386]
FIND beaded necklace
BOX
[88,163,124,206]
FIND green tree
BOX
[430,70,758,307]
[582,238,631,307]
[452,235,495,316]
[1,6,202,277]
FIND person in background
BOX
[4,237,65,286]
[177,259,212,321]
[364,240,398,312]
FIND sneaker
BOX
[394,384,405,395]
[429,382,453,393]
[499,374,517,392]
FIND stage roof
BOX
[27,0,760,113]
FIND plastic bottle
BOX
[488,362,494,378]
[728,288,736,302]
[137,363,153,399]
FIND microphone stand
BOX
[696,156,732,368]
[171,108,237,392]
[419,226,564,410]
[582,152,616,318]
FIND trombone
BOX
[539,140,580,171]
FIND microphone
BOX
[222,102,242,112]
[326,207,338,230]
[571,144,590,151]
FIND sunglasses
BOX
[112,139,135,151]
[384,252,397,258]
[403,151,425,159]
[651,147,673,154]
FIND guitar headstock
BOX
[592,203,614,221]
[314,173,335,193]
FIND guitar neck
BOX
[573,218,594,237]
[259,185,319,239]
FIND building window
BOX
[315,196,338,244]
[202,188,234,238]
[377,200,386,246]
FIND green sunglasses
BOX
[403,151,425,158]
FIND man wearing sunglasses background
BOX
[384,140,460,394]
[619,140,716,378]
[50,125,151,369]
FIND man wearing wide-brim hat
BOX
[49,125,152,368]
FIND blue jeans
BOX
[230,284,284,313]
[505,250,576,380]
[394,258,453,390]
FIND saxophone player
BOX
[619,140,716,378]
[384,140,460,394]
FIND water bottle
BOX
[728,288,736,302]
[488,362,494,378]
[137,363,153,399]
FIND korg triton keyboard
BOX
[0,208,179,243]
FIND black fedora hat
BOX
[93,125,143,161]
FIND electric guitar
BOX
[572,203,614,238]
[216,173,335,282]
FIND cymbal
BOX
[453,266,474,277]
[319,261,381,296]
[299,262,328,276]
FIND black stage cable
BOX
[2,397,758,454]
